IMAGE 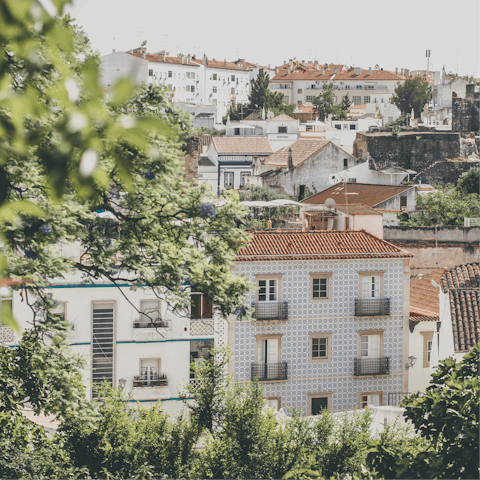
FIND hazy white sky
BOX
[66,0,479,76]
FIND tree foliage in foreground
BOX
[390,76,432,117]
[312,82,351,121]
[399,185,479,226]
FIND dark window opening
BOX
[311,397,328,415]
[344,158,348,168]
[191,293,213,319]
[400,196,407,208]
[298,185,306,201]
[278,126,287,133]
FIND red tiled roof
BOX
[271,64,402,82]
[334,204,383,216]
[440,263,480,353]
[271,114,297,122]
[191,59,249,71]
[127,52,200,66]
[262,140,330,168]
[235,230,412,261]
[410,269,447,322]
[302,183,415,208]
[212,137,273,154]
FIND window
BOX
[92,302,114,390]
[400,196,407,208]
[359,393,381,408]
[421,331,434,367]
[305,95,315,102]
[350,124,356,130]
[258,279,277,302]
[359,331,383,359]
[191,72,195,79]
[356,85,362,89]
[283,96,289,104]
[168,71,172,78]
[297,100,302,105]
[353,96,361,105]
[191,85,195,93]
[148,69,153,76]
[309,333,332,362]
[266,397,281,410]
[213,73,217,80]
[359,273,383,299]
[297,88,302,94]
[255,335,283,380]
[234,127,240,135]
[308,393,332,415]
[231,88,235,95]
[186,85,191,92]
[186,72,190,79]
[278,126,287,133]
[224,171,234,189]
[213,86,217,93]
[344,158,348,168]
[230,75,235,81]
[240,171,250,187]
[168,84,172,90]
[364,96,371,104]
[334,124,341,130]
[140,358,160,384]
[140,300,161,323]
[310,273,332,301]
[191,292,213,319]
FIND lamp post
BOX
[405,355,417,370]
[118,378,126,390]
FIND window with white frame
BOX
[311,274,331,301]
[191,72,195,79]
[240,172,250,188]
[224,172,234,189]
[51,302,66,321]
[350,124,356,130]
[213,86,217,93]
[309,393,331,415]
[364,95,371,104]
[309,333,332,362]
[360,332,382,358]
[258,279,278,302]
[168,71,172,77]
[266,397,280,410]
[140,358,159,383]
[427,340,432,363]
[231,88,235,95]
[421,331,434,367]
[139,300,161,324]
[306,95,315,102]
[359,274,382,299]
[359,393,381,408]
[278,126,287,133]
[297,88,302,94]
[148,69,153,76]
[231,75,235,81]
[212,73,217,80]
[186,85,191,92]
[353,96,362,105]
[191,85,195,93]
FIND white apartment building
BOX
[270,62,406,108]
[100,49,251,123]
[3,270,227,415]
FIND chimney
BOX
[395,67,398,75]
[354,67,361,76]
[405,69,409,77]
[112,49,116,53]
[401,68,404,76]
[163,53,166,61]
[275,67,278,74]
[224,58,226,67]
[268,64,270,69]
[321,67,325,75]
[288,148,293,170]
[143,51,146,60]
[187,54,191,63]
[334,67,339,74]
[289,59,293,68]
[368,67,372,75]
[286,67,291,75]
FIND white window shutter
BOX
[267,338,279,363]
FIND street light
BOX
[405,355,417,370]
[118,378,126,390]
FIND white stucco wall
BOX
[408,321,436,392]
[100,52,148,89]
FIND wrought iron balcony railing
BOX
[354,357,390,376]
[251,302,288,320]
[133,375,168,387]
[354,299,390,316]
[251,362,288,381]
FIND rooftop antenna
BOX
[112,37,116,51]
[159,34,167,54]
[426,49,431,72]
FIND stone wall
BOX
[452,97,480,133]
[353,132,462,171]
[414,160,479,186]
[384,225,480,243]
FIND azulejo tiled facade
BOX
[232,257,408,414]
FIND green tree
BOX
[456,166,479,195]
[312,83,350,121]
[390,76,432,117]
[399,186,479,226]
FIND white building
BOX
[100,49,251,123]
[269,62,406,109]
[3,270,227,415]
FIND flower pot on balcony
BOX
[133,380,146,387]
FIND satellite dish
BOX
[325,198,336,209]
[141,40,147,47]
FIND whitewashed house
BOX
[230,230,412,414]
[429,263,479,371]
[5,270,226,415]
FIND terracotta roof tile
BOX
[262,140,330,168]
[333,204,383,216]
[128,52,200,66]
[271,113,297,122]
[235,230,412,262]
[211,137,273,154]
[440,263,480,353]
[410,268,446,321]
[243,112,262,121]
[302,183,415,208]
[191,59,249,71]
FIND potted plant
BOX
[159,373,168,386]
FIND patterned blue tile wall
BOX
[233,258,406,412]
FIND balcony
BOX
[354,357,390,376]
[251,362,288,381]
[251,302,288,320]
[133,319,170,328]
[133,374,168,387]
[354,299,390,316]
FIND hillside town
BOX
[0,1,479,479]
